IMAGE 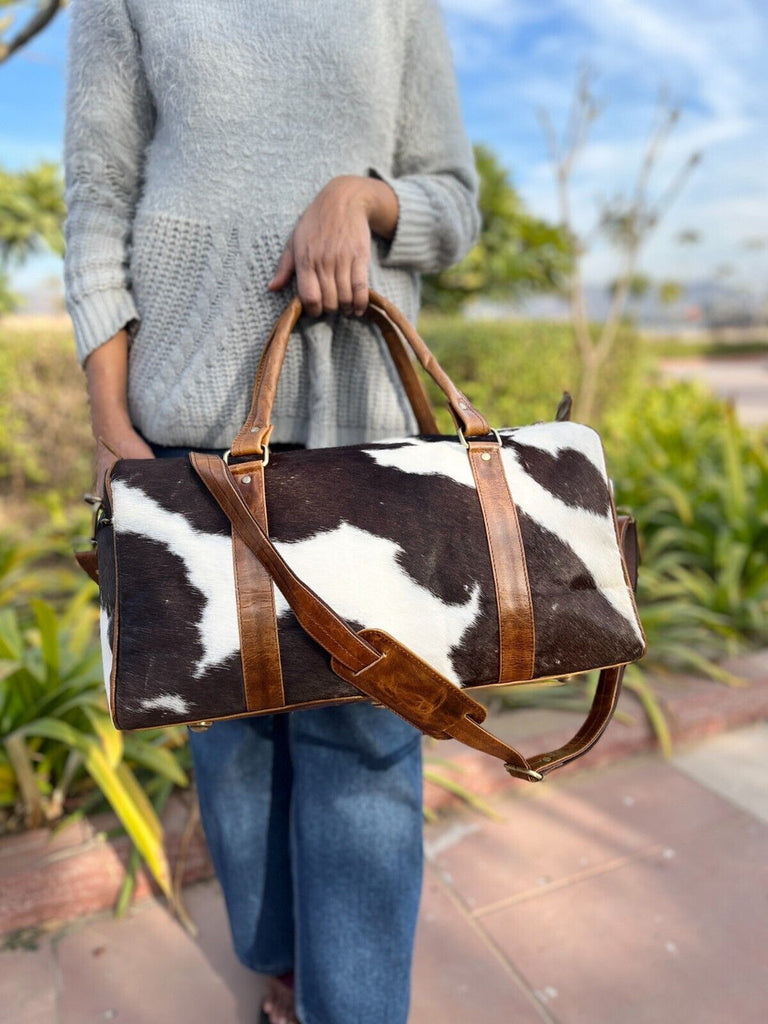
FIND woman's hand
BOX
[84,328,155,498]
[269,175,398,317]
[93,427,155,499]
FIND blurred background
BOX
[0,2,766,1022]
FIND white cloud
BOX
[441,0,768,285]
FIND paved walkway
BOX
[2,722,767,1023]
[661,354,768,427]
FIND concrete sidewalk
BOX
[661,354,768,427]
[2,722,767,1023]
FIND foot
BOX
[262,972,299,1024]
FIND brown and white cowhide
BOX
[98,423,645,729]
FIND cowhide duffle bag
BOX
[76,290,646,782]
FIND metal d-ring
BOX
[457,427,502,449]
[223,445,270,468]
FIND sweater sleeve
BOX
[368,0,481,273]
[63,0,156,367]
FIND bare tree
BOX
[0,0,66,65]
[539,69,701,423]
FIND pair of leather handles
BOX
[229,289,493,460]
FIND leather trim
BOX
[75,548,99,583]
[120,694,369,732]
[228,461,285,711]
[104,468,121,728]
[467,441,535,683]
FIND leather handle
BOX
[191,452,639,782]
[229,289,488,458]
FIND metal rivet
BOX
[250,426,259,433]
[458,401,467,410]
[481,452,491,461]
[241,475,251,484]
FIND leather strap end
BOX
[75,548,99,584]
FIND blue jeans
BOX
[150,440,424,1024]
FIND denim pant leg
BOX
[188,715,296,972]
[288,703,424,1024]
[190,703,424,1024]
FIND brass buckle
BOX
[505,763,544,782]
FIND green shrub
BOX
[0,318,93,536]
[0,589,190,902]
[418,312,650,431]
[604,380,768,673]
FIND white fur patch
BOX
[111,481,239,677]
[364,431,641,640]
[500,423,607,473]
[99,607,113,713]
[138,693,192,715]
[363,439,475,488]
[498,446,642,638]
[272,522,481,684]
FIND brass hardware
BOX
[94,504,111,531]
[223,445,270,468]
[189,720,214,732]
[457,427,502,450]
[505,763,544,782]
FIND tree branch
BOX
[0,0,65,64]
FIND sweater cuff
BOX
[67,287,140,367]
[368,167,435,268]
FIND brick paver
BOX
[1,725,766,1023]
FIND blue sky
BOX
[3,0,767,295]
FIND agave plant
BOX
[0,591,189,907]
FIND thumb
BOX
[269,240,295,291]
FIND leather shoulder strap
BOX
[190,453,636,782]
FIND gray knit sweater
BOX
[63,0,480,448]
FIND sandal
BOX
[260,971,297,1024]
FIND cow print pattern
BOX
[98,422,645,728]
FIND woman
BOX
[63,2,480,1021]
